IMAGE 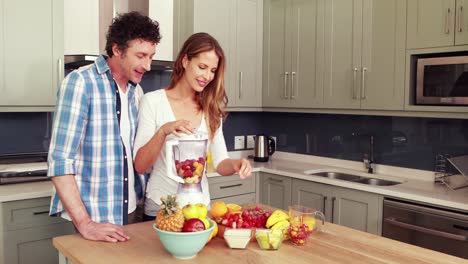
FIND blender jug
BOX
[165,133,208,207]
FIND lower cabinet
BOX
[260,173,292,211]
[0,197,75,264]
[209,173,257,205]
[260,173,383,235]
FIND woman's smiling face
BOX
[182,50,219,92]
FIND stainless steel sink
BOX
[354,178,400,186]
[307,171,401,186]
[312,172,363,181]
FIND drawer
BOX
[211,193,256,205]
[1,197,69,231]
[209,174,256,200]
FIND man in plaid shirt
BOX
[48,12,161,242]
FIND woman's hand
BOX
[233,158,252,179]
[160,120,196,137]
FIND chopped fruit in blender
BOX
[175,158,205,183]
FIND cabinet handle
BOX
[446,8,451,34]
[322,196,327,215]
[268,177,283,183]
[283,72,289,99]
[458,6,464,32]
[33,210,50,215]
[385,218,468,241]
[57,58,63,90]
[331,197,336,222]
[290,72,296,99]
[361,67,367,99]
[238,71,243,99]
[220,183,242,189]
[352,67,359,99]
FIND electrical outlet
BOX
[234,136,245,150]
[246,135,255,149]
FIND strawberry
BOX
[183,170,193,178]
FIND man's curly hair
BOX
[105,11,161,57]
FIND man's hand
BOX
[77,219,130,242]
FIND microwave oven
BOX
[416,55,468,105]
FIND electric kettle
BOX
[253,134,276,162]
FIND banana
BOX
[266,210,289,228]
[271,219,290,230]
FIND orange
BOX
[208,222,218,241]
[210,201,228,219]
[226,203,242,214]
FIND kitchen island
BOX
[53,220,467,264]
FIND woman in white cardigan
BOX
[133,33,252,220]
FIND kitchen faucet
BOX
[352,133,375,174]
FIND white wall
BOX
[64,0,100,55]
[149,0,173,61]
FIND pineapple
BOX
[156,194,185,232]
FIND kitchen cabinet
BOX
[260,173,292,210]
[262,0,323,108]
[322,0,406,110]
[0,197,75,264]
[292,179,383,235]
[407,0,468,49]
[174,0,263,108]
[0,0,63,110]
[209,173,257,204]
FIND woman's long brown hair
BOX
[168,32,228,139]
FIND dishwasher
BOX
[382,198,468,259]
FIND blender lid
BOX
[177,132,209,141]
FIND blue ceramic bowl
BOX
[153,219,215,259]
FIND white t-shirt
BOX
[118,85,136,214]
[133,89,229,214]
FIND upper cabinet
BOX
[407,0,468,49]
[322,0,406,110]
[263,0,323,108]
[0,0,64,110]
[174,0,263,108]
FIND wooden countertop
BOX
[53,221,467,264]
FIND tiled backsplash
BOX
[2,111,468,171]
[224,112,468,171]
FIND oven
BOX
[382,198,468,259]
[0,153,49,185]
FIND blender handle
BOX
[267,136,276,156]
[165,140,184,183]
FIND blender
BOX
[165,133,208,208]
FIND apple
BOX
[196,203,208,218]
[182,218,206,232]
[182,204,199,220]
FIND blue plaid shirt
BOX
[48,56,144,225]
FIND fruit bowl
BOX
[153,218,215,259]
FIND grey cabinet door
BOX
[3,222,75,264]
[322,0,362,109]
[291,179,332,221]
[263,0,290,107]
[0,0,63,107]
[263,0,323,108]
[289,0,324,108]
[360,0,406,110]
[260,173,292,210]
[407,0,456,49]
[232,0,263,107]
[455,0,468,45]
[331,186,383,235]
